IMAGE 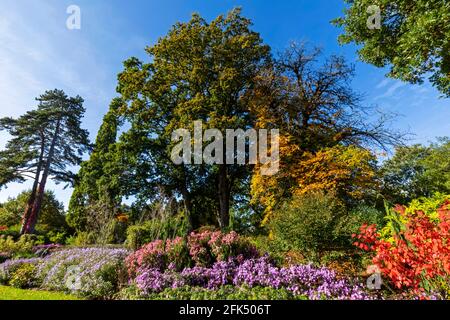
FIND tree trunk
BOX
[217,164,230,229]
[23,120,61,234]
[20,133,45,235]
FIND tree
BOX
[0,89,90,234]
[334,0,450,97]
[0,190,67,233]
[248,43,402,222]
[381,138,450,204]
[67,98,124,232]
[116,9,270,229]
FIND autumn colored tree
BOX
[0,89,90,234]
[249,43,402,222]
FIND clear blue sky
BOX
[0,0,449,207]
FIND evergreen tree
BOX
[67,98,123,231]
[0,89,90,234]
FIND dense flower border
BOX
[132,256,371,300]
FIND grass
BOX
[0,286,80,300]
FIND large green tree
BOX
[116,9,270,229]
[0,89,90,234]
[381,137,450,204]
[0,190,67,233]
[67,98,124,231]
[334,0,450,96]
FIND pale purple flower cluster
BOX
[133,256,372,300]
[36,247,130,298]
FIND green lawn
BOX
[0,286,80,300]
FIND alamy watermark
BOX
[366,264,382,290]
[367,5,381,30]
[170,121,280,176]
[66,5,81,30]
[65,265,82,291]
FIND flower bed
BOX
[131,256,371,300]
[0,248,130,299]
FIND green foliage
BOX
[0,89,91,234]
[381,138,450,204]
[116,8,271,229]
[120,285,306,300]
[68,98,124,232]
[0,236,35,258]
[268,192,380,261]
[380,193,450,241]
[0,190,68,233]
[126,214,187,249]
[9,263,37,289]
[334,204,386,240]
[334,0,450,96]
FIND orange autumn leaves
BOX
[252,140,378,224]
[354,200,450,293]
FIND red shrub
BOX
[354,201,450,294]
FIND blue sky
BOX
[0,0,449,207]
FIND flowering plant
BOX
[126,230,258,278]
[354,199,450,298]
[132,256,372,300]
[37,247,130,299]
[188,230,258,267]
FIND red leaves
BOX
[354,202,450,292]
[0,226,7,232]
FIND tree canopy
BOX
[334,0,450,97]
[0,89,90,234]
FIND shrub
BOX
[143,285,306,300]
[9,263,37,289]
[187,230,258,267]
[126,215,188,250]
[268,191,348,261]
[131,256,372,300]
[354,198,450,298]
[126,230,258,278]
[0,258,41,285]
[0,235,36,258]
[126,237,190,277]
[37,247,130,299]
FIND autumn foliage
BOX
[354,200,450,296]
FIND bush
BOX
[187,230,258,267]
[0,235,36,258]
[331,204,386,252]
[268,192,348,261]
[354,197,450,299]
[138,285,306,300]
[9,263,37,289]
[126,215,188,250]
[37,247,130,299]
[126,230,258,278]
[129,256,371,300]
[0,258,41,285]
